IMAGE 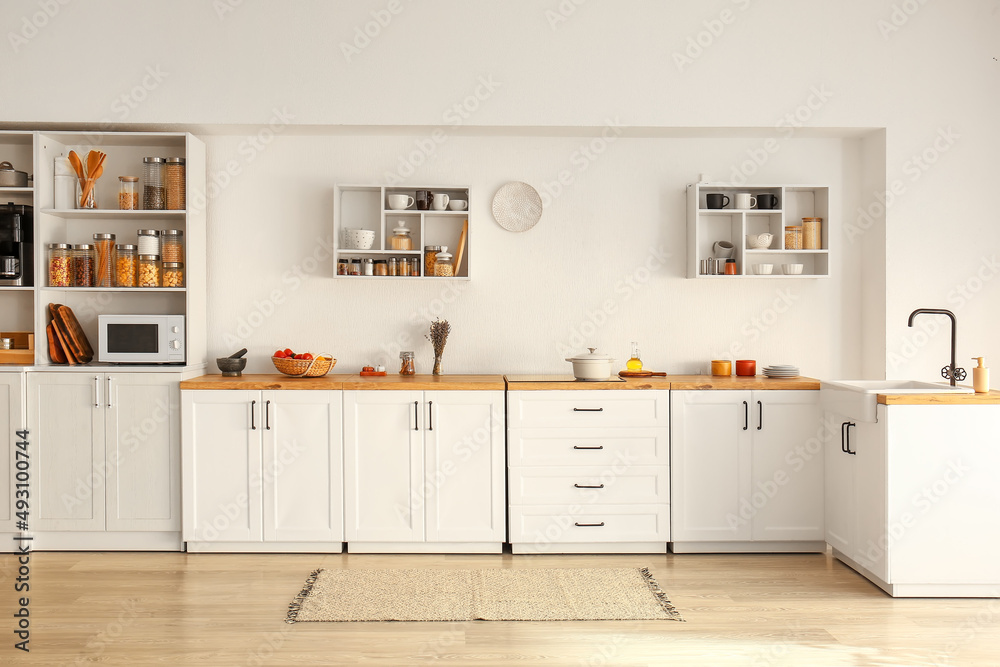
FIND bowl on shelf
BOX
[448,199,468,211]
[782,263,804,275]
[343,229,375,250]
[272,355,336,378]
[216,356,247,377]
[747,233,773,249]
[752,263,773,275]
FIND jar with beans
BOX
[160,229,184,263]
[138,254,160,287]
[163,262,184,287]
[72,244,94,287]
[48,243,71,287]
[116,244,137,287]
[92,233,116,287]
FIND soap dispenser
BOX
[972,357,989,393]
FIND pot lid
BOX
[565,347,615,363]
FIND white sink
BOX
[821,379,973,422]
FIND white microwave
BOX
[98,315,185,364]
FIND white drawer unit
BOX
[506,389,670,554]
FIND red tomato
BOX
[283,348,294,357]
[274,350,286,358]
[302,353,314,361]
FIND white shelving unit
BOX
[686,183,831,279]
[334,184,471,279]
[0,131,37,336]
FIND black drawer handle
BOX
[573,445,604,450]
[743,400,748,430]
[574,483,605,489]
[757,400,763,431]
[573,407,604,412]
[574,522,605,527]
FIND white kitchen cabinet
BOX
[26,371,182,549]
[182,390,343,552]
[670,390,825,553]
[506,389,671,554]
[343,389,504,552]
[0,372,25,534]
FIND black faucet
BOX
[907,308,965,386]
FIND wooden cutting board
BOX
[56,305,94,363]
[48,303,80,364]
[46,323,67,364]
[618,370,667,377]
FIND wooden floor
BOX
[1,549,998,666]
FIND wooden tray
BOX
[54,304,93,363]
[0,331,34,365]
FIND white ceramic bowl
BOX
[782,263,804,275]
[753,263,773,275]
[747,233,773,249]
[343,229,376,250]
[448,200,468,211]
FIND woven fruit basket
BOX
[271,355,336,378]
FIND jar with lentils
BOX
[116,244,137,287]
[138,254,160,287]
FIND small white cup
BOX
[734,193,757,209]
[432,193,450,210]
[448,199,468,211]
[387,194,414,210]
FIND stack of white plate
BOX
[764,365,800,378]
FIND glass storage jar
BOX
[784,225,803,250]
[337,258,349,275]
[118,176,139,210]
[72,244,94,287]
[165,157,185,210]
[138,254,160,287]
[374,259,388,276]
[116,244,137,287]
[399,351,415,375]
[390,222,413,250]
[76,178,96,209]
[349,258,361,276]
[142,157,165,210]
[92,233,116,287]
[802,217,822,249]
[163,262,184,287]
[47,243,71,287]
[424,245,441,275]
[433,246,454,276]
[399,257,410,276]
[362,258,374,276]
[160,229,184,263]
[388,257,398,276]
[137,229,160,256]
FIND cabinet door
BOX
[670,391,752,541]
[0,373,24,532]
[105,373,180,531]
[344,390,423,542]
[28,373,106,531]
[853,419,888,581]
[750,391,824,541]
[181,391,262,543]
[261,391,343,542]
[424,390,504,543]
[824,411,854,555]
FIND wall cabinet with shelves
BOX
[334,185,471,279]
[686,183,831,279]
[0,132,37,343]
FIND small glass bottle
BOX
[374,259,388,276]
[724,258,737,275]
[349,258,361,276]
[337,258,349,276]
[137,229,160,256]
[138,254,160,287]
[116,244,137,287]
[118,176,139,210]
[160,229,184,263]
[390,222,413,250]
[626,342,643,371]
[165,157,186,210]
[48,243,72,287]
[163,262,184,287]
[362,258,374,276]
[400,257,410,276]
[92,233,116,287]
[72,244,94,287]
[142,157,166,210]
[399,351,416,375]
[388,257,399,276]
[433,246,454,276]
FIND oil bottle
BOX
[626,342,643,371]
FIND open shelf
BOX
[0,187,33,194]
[42,208,187,218]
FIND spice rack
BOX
[686,183,831,279]
[333,184,471,279]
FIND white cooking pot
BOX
[565,347,615,381]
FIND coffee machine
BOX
[0,202,33,287]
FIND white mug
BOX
[387,194,414,210]
[432,193,450,210]
[734,193,757,209]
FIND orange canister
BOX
[711,360,732,376]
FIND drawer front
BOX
[509,504,670,543]
[509,466,670,505]
[507,390,669,429]
[508,427,668,466]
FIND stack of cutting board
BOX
[46,304,94,365]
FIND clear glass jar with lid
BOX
[399,351,416,375]
[349,258,361,276]
[784,225,803,250]
[160,229,184,263]
[163,262,184,287]
[137,229,160,256]
[47,243,71,286]
[390,222,413,250]
[374,259,388,276]
[433,246,454,276]
[362,258,374,276]
[388,257,398,276]
[165,157,186,210]
[424,245,441,275]
[143,157,165,209]
[118,176,139,210]
[92,233,116,287]
[116,244,137,287]
[138,254,160,287]
[73,244,94,287]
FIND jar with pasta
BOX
[92,233,116,287]
[160,229,184,263]
[424,245,441,275]
[138,254,160,287]
[72,244,94,287]
[116,244,137,287]
[48,243,71,287]
[162,262,184,287]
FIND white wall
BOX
[2,0,996,380]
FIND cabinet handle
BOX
[94,375,100,408]
[428,400,433,431]
[107,376,113,408]
[265,400,271,430]
[413,400,419,431]
[573,445,604,450]
[251,400,256,430]
[573,407,604,412]
[574,483,605,489]
[757,400,762,431]
[743,401,748,430]
[574,522,605,527]
[846,422,857,455]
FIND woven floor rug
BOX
[286,567,683,623]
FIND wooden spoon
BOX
[86,150,102,178]
[67,151,85,183]
[78,154,106,206]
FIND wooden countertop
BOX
[877,389,1000,405]
[180,374,505,391]
[505,374,820,390]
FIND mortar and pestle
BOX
[217,348,248,377]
